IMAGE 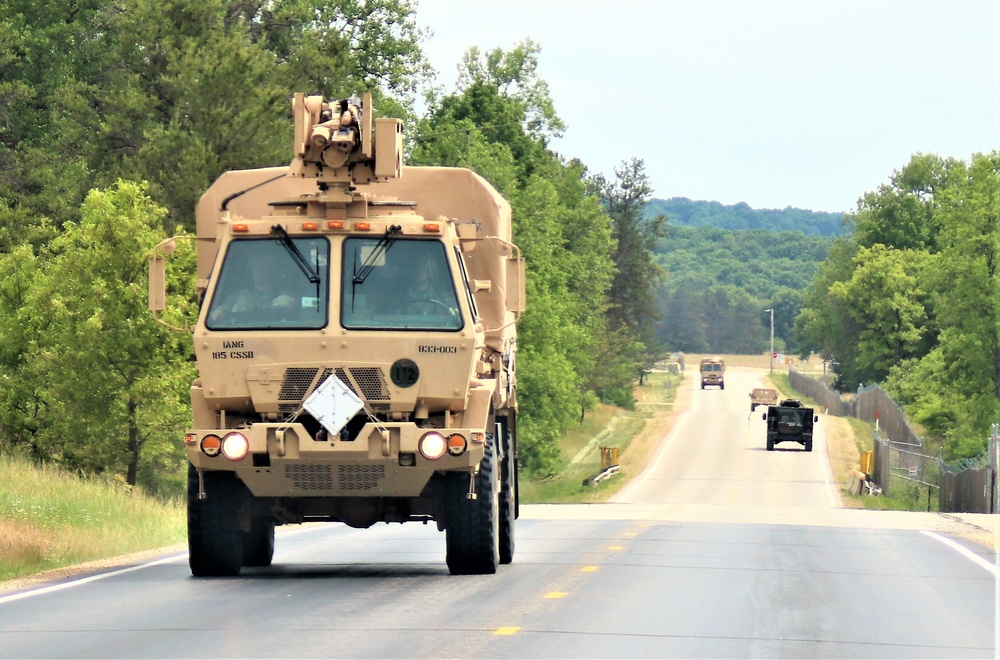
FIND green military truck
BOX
[763,399,818,451]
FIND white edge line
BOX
[0,524,332,606]
[0,553,187,606]
[922,530,1000,578]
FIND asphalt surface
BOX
[1,367,997,658]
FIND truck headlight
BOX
[221,432,249,461]
[418,432,447,460]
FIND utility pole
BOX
[765,308,774,373]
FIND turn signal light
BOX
[221,432,249,461]
[201,434,222,457]
[447,433,467,456]
[184,433,197,446]
[418,432,447,460]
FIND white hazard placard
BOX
[302,375,365,436]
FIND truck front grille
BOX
[282,463,385,492]
[275,365,390,417]
[338,464,385,491]
[284,464,333,491]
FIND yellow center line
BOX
[494,627,520,636]
[581,565,599,572]
[608,544,624,551]
[544,592,568,599]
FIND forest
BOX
[646,197,848,237]
[795,152,999,461]
[0,1,994,492]
[651,223,835,354]
[0,0,664,492]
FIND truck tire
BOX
[498,422,516,565]
[187,465,245,577]
[445,440,499,575]
[805,438,813,452]
[766,436,774,451]
[720,382,725,390]
[242,518,275,567]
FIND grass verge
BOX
[0,455,185,582]
[519,370,683,503]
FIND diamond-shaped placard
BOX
[303,376,364,437]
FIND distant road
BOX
[1,367,996,658]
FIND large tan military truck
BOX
[149,93,525,576]
[699,357,725,389]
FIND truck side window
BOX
[341,238,463,331]
[206,238,330,330]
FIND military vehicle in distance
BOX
[149,93,524,576]
[700,357,725,389]
[749,387,778,412]
[762,399,818,451]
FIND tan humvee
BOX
[150,94,524,576]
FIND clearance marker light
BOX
[232,223,249,233]
[354,222,371,231]
[184,433,198,446]
[328,220,345,230]
[423,223,441,233]
[301,221,319,231]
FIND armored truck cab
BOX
[150,94,524,577]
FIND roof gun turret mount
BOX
[289,93,402,198]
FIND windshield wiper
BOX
[352,224,402,285]
[271,225,320,284]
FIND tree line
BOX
[652,225,834,354]
[795,152,999,460]
[0,1,666,491]
[646,198,848,237]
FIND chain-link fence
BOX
[790,369,995,512]
[872,430,939,506]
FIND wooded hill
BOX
[644,201,838,355]
[646,197,848,236]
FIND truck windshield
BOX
[206,238,330,330]
[341,238,462,331]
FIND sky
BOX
[413,0,1000,213]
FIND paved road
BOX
[1,367,997,658]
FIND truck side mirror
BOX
[506,256,526,313]
[148,254,167,312]
[814,415,819,423]
[761,413,767,420]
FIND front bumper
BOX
[186,421,485,498]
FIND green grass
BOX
[0,455,185,582]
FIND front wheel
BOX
[242,518,275,567]
[498,420,516,565]
[187,465,245,577]
[445,440,500,575]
